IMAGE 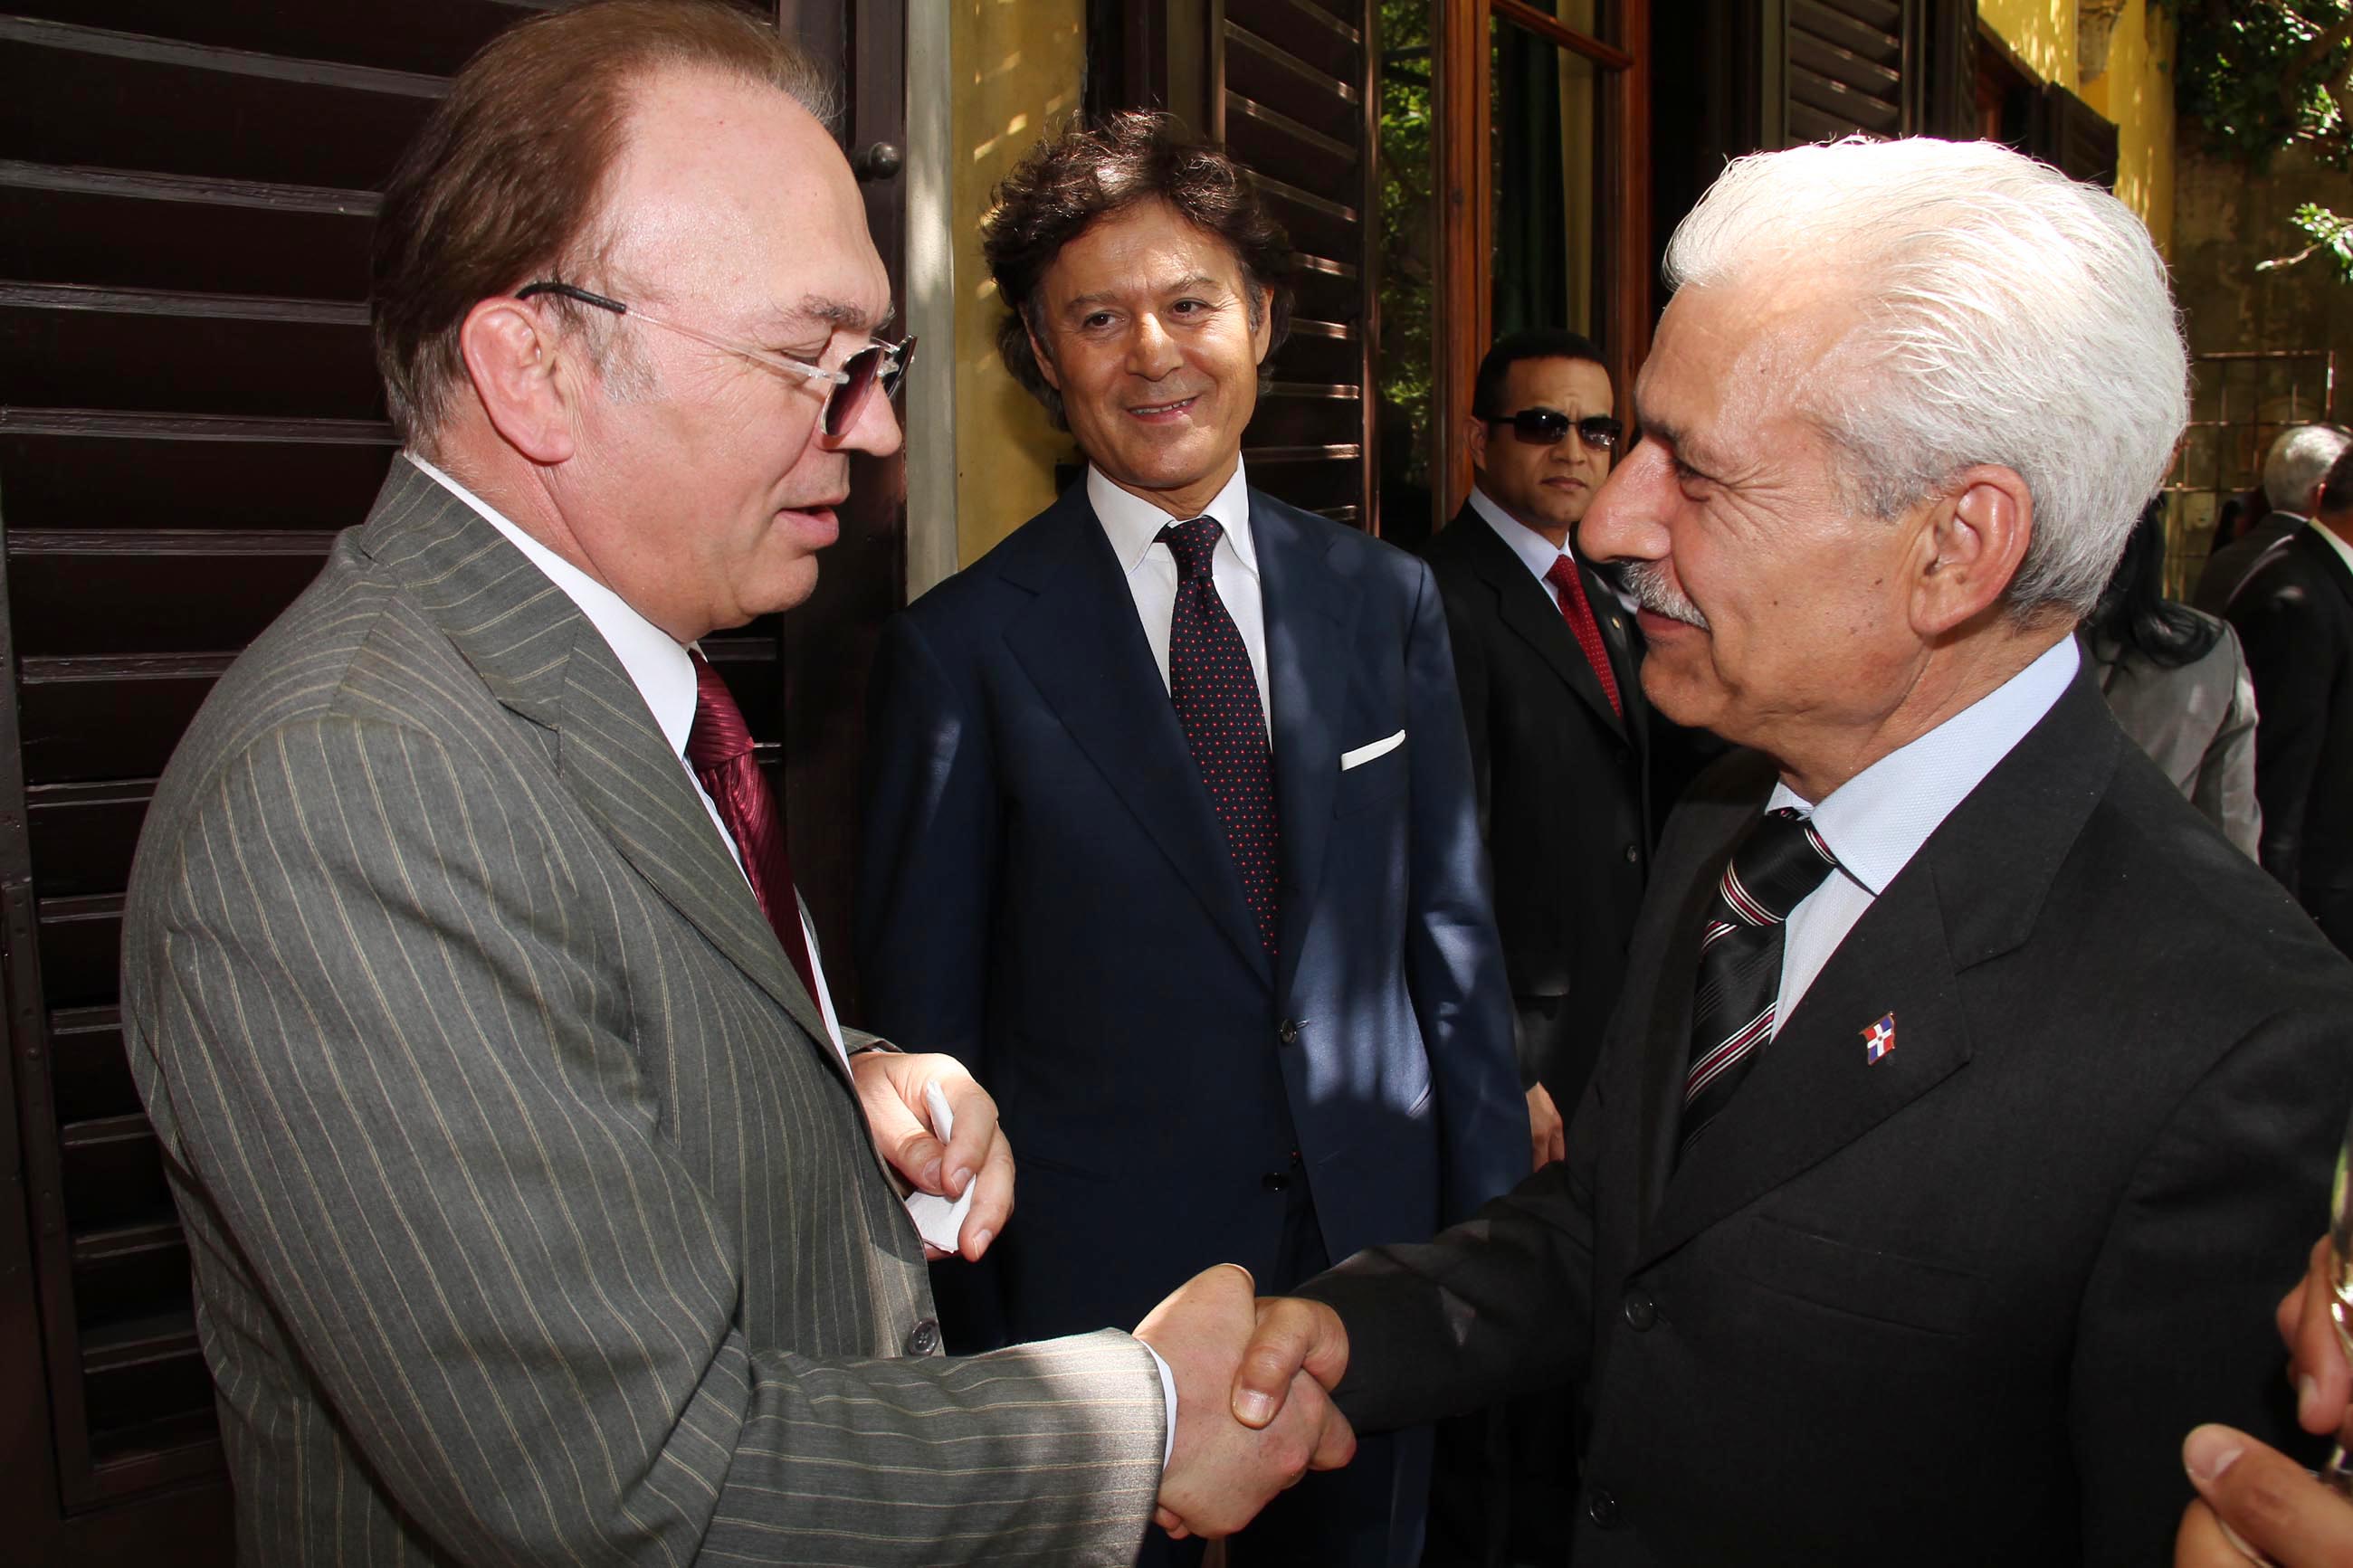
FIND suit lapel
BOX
[1462,508,1628,742]
[360,466,845,1078]
[1255,492,1358,996]
[1001,489,1274,984]
[1633,666,2120,1269]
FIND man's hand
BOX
[2279,1237,2351,1441]
[1230,1295,1351,1430]
[1135,1266,1356,1540]
[2176,1424,2353,1566]
[1527,1082,1566,1170]
[850,1050,1013,1260]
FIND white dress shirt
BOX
[1091,460,1271,734]
[403,455,849,1064]
[1467,483,1579,609]
[1767,635,2080,1026]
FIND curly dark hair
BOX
[981,112,1294,429]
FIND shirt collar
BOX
[1767,635,2080,897]
[403,452,700,761]
[2308,516,2353,578]
[1467,483,1577,583]
[1090,460,1258,580]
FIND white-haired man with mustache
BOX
[1218,135,2353,1567]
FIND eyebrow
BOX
[1061,273,1226,312]
[1630,402,1720,474]
[773,294,896,336]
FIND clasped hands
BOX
[1133,1267,1358,1539]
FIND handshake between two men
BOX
[1130,1266,1356,1540]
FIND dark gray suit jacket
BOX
[1302,669,2353,1565]
[124,462,1165,1565]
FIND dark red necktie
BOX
[1159,517,1280,954]
[685,650,821,1003]
[1544,554,1624,717]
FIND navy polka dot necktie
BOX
[1159,516,1280,955]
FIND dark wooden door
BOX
[0,2,908,1560]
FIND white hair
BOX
[1663,137,2188,617]
[2262,424,2351,514]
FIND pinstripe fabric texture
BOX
[123,463,1164,1565]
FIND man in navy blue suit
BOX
[856,114,1527,1566]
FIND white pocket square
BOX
[1339,729,1405,771]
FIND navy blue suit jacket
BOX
[857,480,1525,1342]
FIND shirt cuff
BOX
[1141,1342,1178,1468]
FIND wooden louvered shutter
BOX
[1,2,910,1558]
[1090,0,1376,529]
[1777,0,1915,144]
[2030,82,2120,189]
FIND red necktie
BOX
[1544,554,1624,717]
[1159,517,1280,954]
[685,650,821,1003]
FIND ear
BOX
[1024,319,1063,393]
[1467,414,1491,473]
[1249,284,1274,366]
[458,297,578,466]
[1910,464,2034,638]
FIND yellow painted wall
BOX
[950,0,1085,565]
[2078,3,2175,260]
[1978,1,2175,258]
[1977,0,2075,89]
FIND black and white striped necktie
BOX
[1680,807,1840,1158]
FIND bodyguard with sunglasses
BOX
[118,5,1353,1563]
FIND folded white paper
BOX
[904,1080,976,1253]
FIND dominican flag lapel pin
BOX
[1861,1012,1897,1064]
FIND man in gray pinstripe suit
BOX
[121,4,1350,1562]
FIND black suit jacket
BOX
[2193,509,2303,614]
[2229,525,2353,952]
[1302,668,2353,1565]
[1422,505,1653,1109]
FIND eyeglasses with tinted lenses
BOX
[515,281,914,438]
[1491,408,1623,451]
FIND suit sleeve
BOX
[2067,1006,2350,1566]
[2229,576,2334,897]
[855,611,1001,1072]
[138,714,1159,1566]
[2194,628,2263,860]
[1401,558,1532,1216]
[1298,1084,1602,1433]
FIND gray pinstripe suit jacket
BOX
[123,462,1165,1565]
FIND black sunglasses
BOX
[515,280,913,438]
[1490,408,1624,451]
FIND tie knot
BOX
[1544,555,1580,591]
[1719,807,1839,927]
[685,649,754,770]
[1158,516,1223,580]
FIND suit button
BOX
[1622,1291,1656,1331]
[904,1318,941,1356]
[1277,1018,1301,1047]
[1262,1172,1291,1192]
[1622,843,1639,864]
[1586,1486,1621,1529]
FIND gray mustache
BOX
[1619,560,1710,631]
